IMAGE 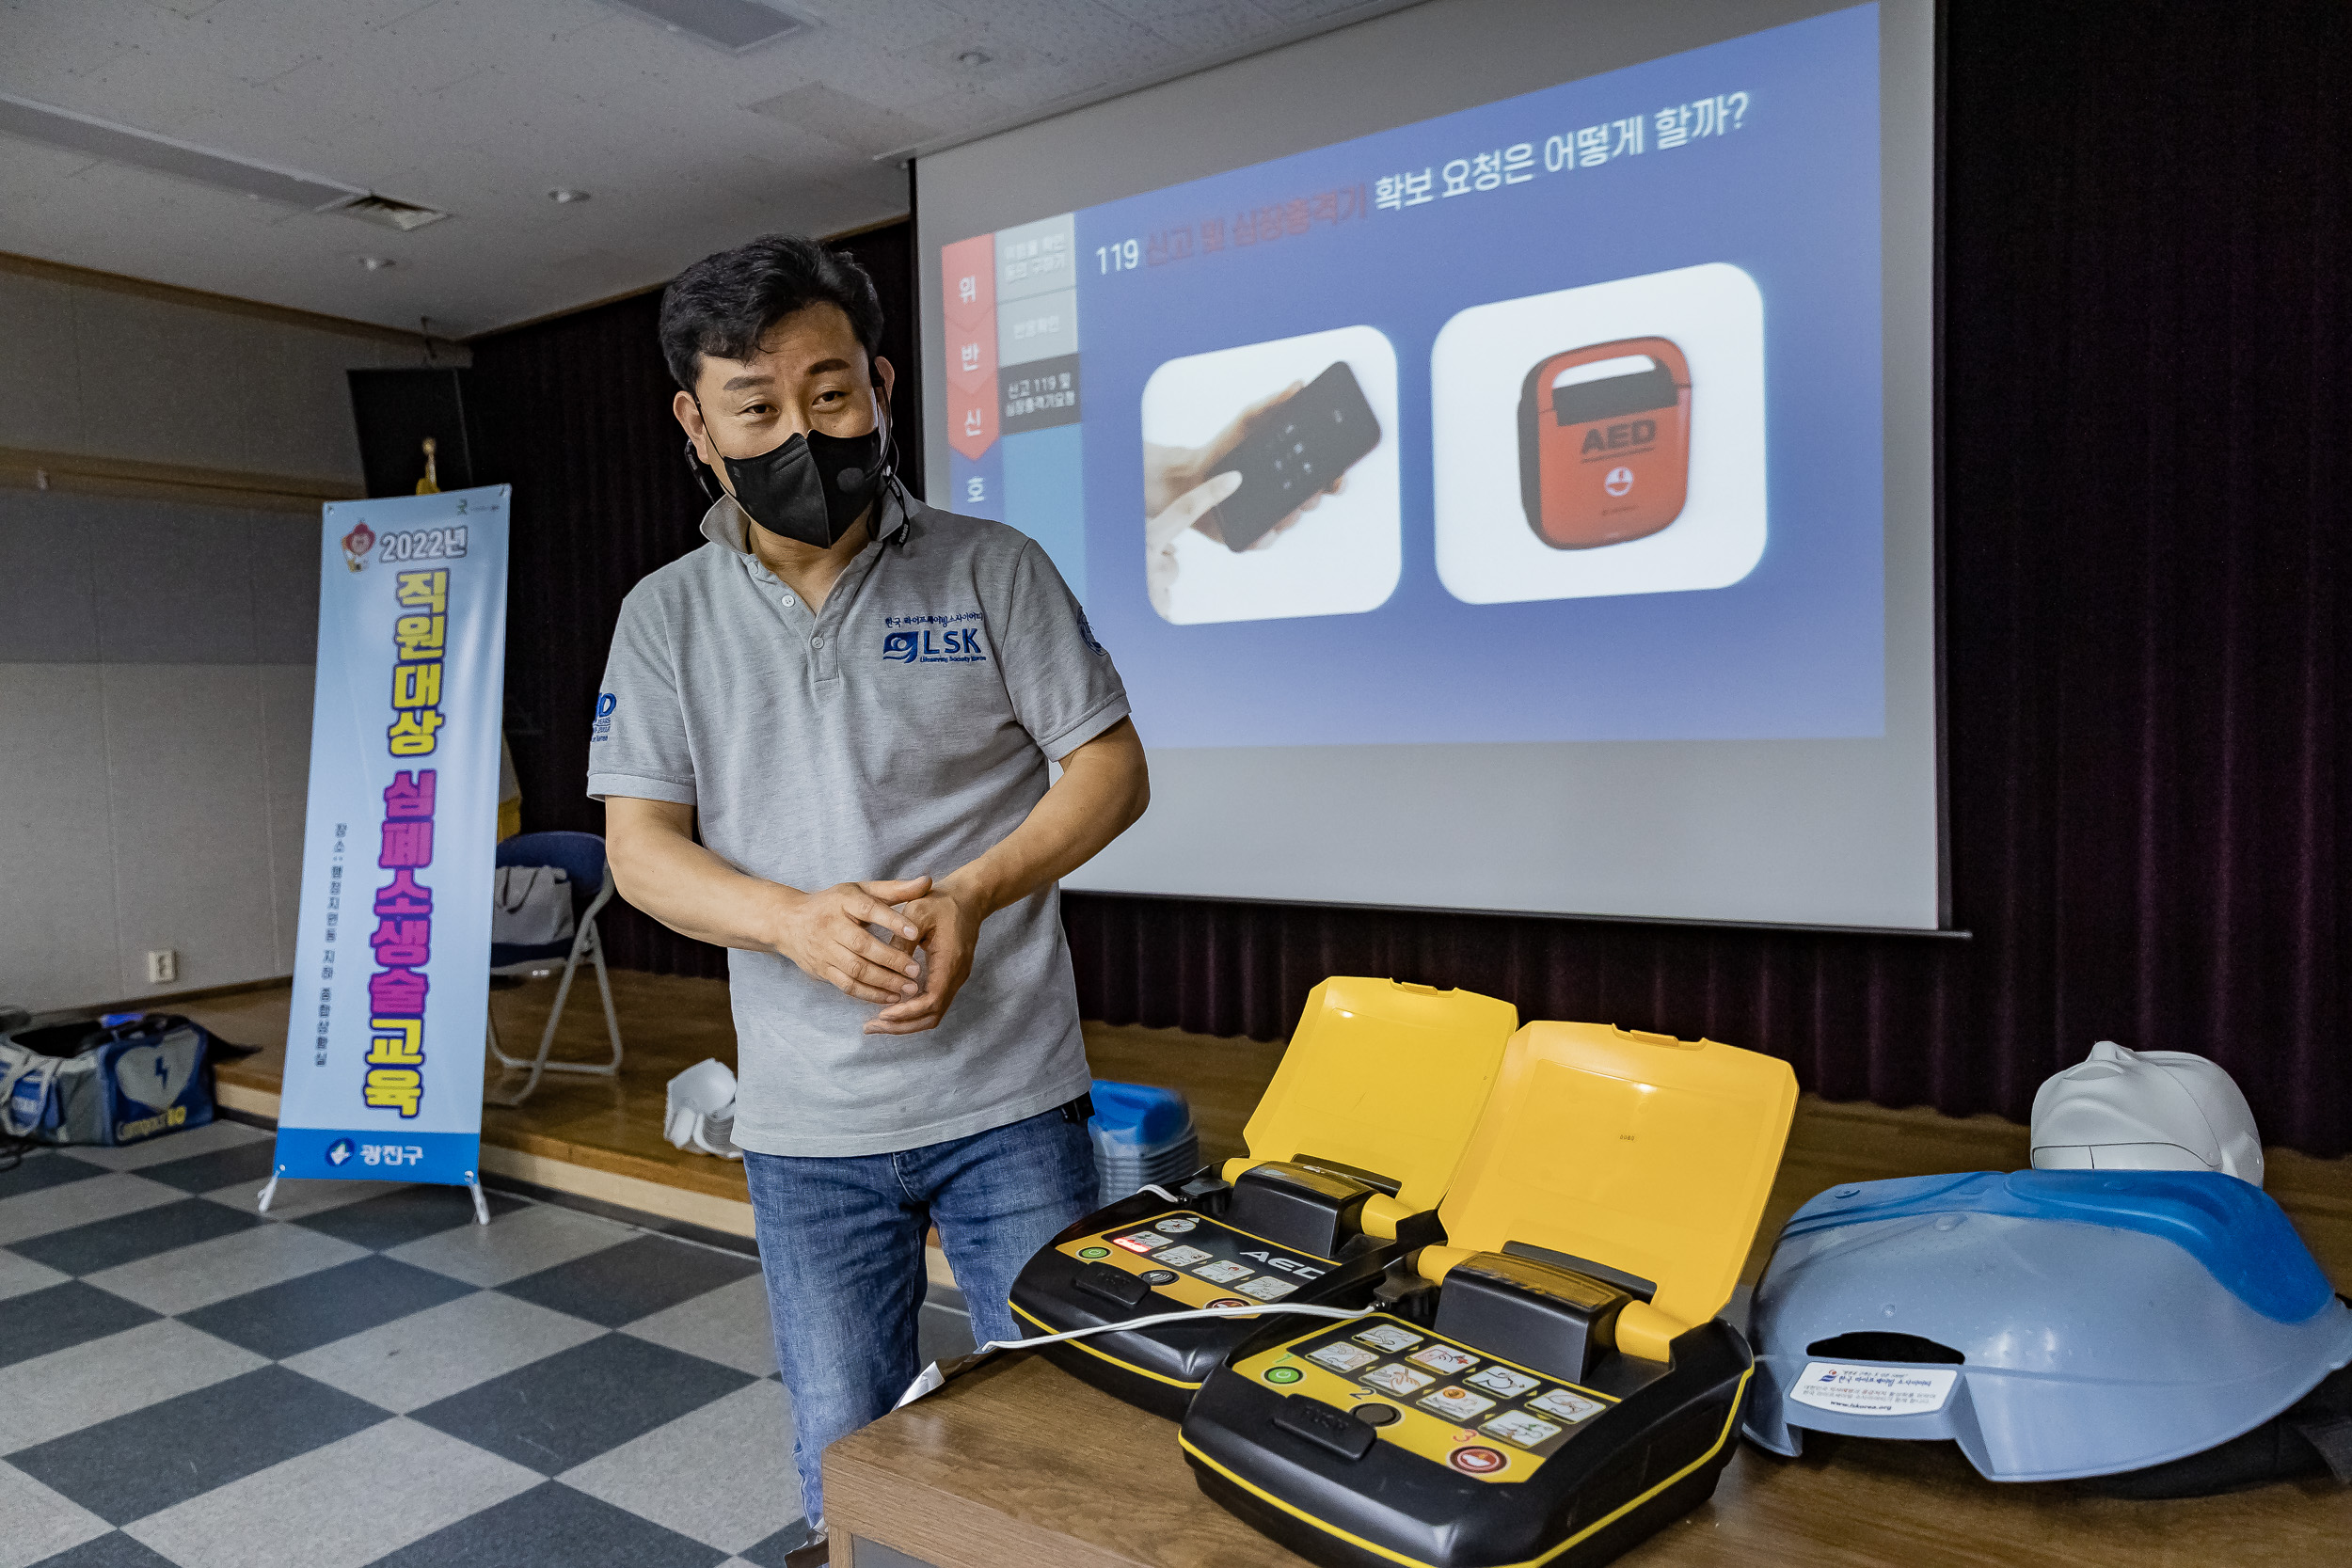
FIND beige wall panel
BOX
[0,664,123,1011]
[100,662,278,998]
[258,660,317,974]
[0,268,83,453]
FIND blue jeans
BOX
[741,1103,1099,1527]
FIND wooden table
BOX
[824,1351,2352,1568]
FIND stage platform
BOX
[173,972,1289,1255]
[169,971,2352,1293]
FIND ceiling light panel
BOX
[601,0,814,54]
[0,91,362,210]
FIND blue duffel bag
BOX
[1,1011,219,1148]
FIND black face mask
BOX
[687,404,889,549]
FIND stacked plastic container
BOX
[1088,1079,1200,1202]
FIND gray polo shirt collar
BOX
[695,483,915,557]
[695,483,924,683]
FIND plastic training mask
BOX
[689,405,888,549]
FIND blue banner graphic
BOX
[272,486,510,1188]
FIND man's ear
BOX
[674,388,716,467]
[873,355,897,413]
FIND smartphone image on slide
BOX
[1518,337,1692,549]
[1142,325,1401,626]
[1210,361,1383,551]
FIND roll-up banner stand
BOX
[262,485,511,1223]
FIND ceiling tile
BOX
[0,0,1396,331]
[744,81,936,158]
[1099,0,1286,54]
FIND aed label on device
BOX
[1788,1363,1957,1417]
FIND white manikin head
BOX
[2030,1040,2263,1185]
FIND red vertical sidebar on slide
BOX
[942,234,998,461]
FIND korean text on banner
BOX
[272,486,510,1187]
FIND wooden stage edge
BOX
[171,971,2352,1295]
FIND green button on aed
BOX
[1264,1365,1303,1385]
[1078,1246,1111,1259]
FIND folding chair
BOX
[485,831,623,1107]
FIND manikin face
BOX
[673,301,897,492]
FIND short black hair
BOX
[658,233,885,391]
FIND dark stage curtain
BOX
[469,5,2352,1156]
[469,221,923,979]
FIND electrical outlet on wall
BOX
[145,948,178,985]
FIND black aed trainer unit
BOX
[1180,1022,1798,1568]
[1006,978,1518,1418]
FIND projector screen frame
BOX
[1077,885,1974,943]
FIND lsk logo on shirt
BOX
[882,610,990,665]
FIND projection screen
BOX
[915,0,1941,930]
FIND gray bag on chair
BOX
[491,865,575,947]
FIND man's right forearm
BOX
[604,796,792,952]
[603,797,929,1006]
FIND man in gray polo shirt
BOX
[590,234,1149,1561]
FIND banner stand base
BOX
[253,1170,491,1227]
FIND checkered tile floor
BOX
[0,1119,973,1568]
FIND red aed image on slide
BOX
[1518,337,1692,548]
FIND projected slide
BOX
[938,5,1883,752]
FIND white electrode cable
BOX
[896,1182,1384,1408]
[896,1301,1376,1408]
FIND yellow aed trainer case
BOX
[1179,1022,1797,1568]
[1006,977,1518,1418]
